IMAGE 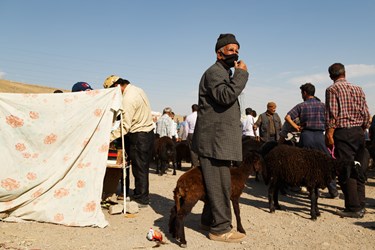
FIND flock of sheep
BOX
[151,136,374,248]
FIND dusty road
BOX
[1,163,375,250]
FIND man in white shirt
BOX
[186,104,199,167]
[171,112,179,141]
[242,108,258,139]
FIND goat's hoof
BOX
[179,242,187,248]
[311,216,317,221]
[270,209,275,213]
[173,172,177,175]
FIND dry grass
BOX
[0,79,68,94]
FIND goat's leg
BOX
[255,171,260,182]
[273,183,282,210]
[156,159,160,175]
[159,162,165,176]
[231,198,246,234]
[268,182,276,213]
[173,162,177,175]
[169,206,177,237]
[314,187,321,217]
[308,186,318,220]
[176,202,196,248]
[165,162,170,174]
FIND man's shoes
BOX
[329,193,339,199]
[321,192,339,199]
[328,194,340,200]
[131,198,150,208]
[136,202,149,208]
[208,229,246,243]
[335,209,364,218]
[200,223,210,231]
[361,208,367,215]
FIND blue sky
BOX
[1,0,375,119]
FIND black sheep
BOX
[155,136,177,175]
[262,142,350,220]
[239,136,264,181]
[175,140,191,170]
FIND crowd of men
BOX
[67,33,372,244]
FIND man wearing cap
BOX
[71,82,93,92]
[192,33,248,243]
[103,75,154,208]
[254,102,282,142]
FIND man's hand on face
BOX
[235,60,247,71]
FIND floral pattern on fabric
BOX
[0,87,122,228]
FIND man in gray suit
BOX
[192,33,249,243]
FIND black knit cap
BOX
[215,33,240,52]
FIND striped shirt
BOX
[156,114,173,138]
[325,78,370,129]
[287,97,325,131]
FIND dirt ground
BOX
[1,162,375,250]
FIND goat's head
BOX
[242,150,263,175]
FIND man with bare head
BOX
[254,101,282,142]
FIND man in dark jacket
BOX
[192,33,248,243]
[254,102,282,142]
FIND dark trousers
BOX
[127,130,154,204]
[300,130,338,196]
[187,133,199,167]
[200,156,232,234]
[119,135,131,198]
[334,127,366,211]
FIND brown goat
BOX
[168,151,262,247]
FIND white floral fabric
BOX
[0,87,122,228]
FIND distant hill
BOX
[0,79,185,122]
[0,79,68,94]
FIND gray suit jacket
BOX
[192,61,249,161]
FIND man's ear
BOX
[217,50,224,60]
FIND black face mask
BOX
[221,53,239,68]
